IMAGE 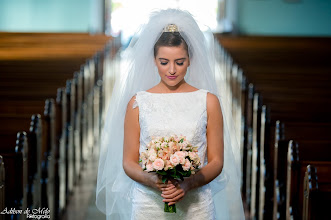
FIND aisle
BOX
[62,153,105,220]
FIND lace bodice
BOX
[131,89,216,220]
[133,89,209,167]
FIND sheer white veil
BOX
[96,8,244,220]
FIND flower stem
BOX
[164,202,176,213]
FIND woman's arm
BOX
[123,96,176,192]
[161,92,224,205]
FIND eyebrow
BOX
[159,58,186,61]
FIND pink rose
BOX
[148,149,157,161]
[146,162,153,172]
[182,159,191,171]
[152,158,165,171]
[170,154,180,166]
[175,151,187,165]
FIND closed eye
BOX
[160,62,168,65]
[176,62,184,66]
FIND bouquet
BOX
[139,134,201,213]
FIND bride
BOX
[96,9,245,220]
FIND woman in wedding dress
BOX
[96,9,245,220]
[124,29,223,219]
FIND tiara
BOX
[163,24,179,33]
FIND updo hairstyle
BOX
[153,32,189,58]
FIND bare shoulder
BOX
[126,95,138,112]
[206,92,222,119]
[206,92,220,108]
[125,94,139,127]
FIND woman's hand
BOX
[147,174,176,192]
[161,180,190,206]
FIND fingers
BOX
[156,182,175,191]
[168,197,183,206]
[163,183,176,191]
[162,190,185,205]
[161,188,183,199]
[161,187,177,195]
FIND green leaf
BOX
[157,170,167,176]
[162,176,168,183]
[177,170,185,176]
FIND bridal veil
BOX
[96,8,245,220]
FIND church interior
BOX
[0,0,330,219]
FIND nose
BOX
[169,63,176,75]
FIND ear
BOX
[187,58,190,67]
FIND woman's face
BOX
[154,45,190,88]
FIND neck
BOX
[158,79,188,93]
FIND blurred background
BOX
[1,1,331,220]
[1,0,331,38]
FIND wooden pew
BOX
[257,105,273,220]
[0,155,4,215]
[55,87,67,217]
[0,103,56,219]
[0,32,112,61]
[216,35,331,219]
[0,61,96,217]
[0,33,115,219]
[255,108,331,220]
[242,83,254,204]
[303,163,331,220]
[0,132,28,220]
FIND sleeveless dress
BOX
[132,89,216,220]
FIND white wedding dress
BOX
[131,89,216,220]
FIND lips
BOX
[167,76,177,80]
